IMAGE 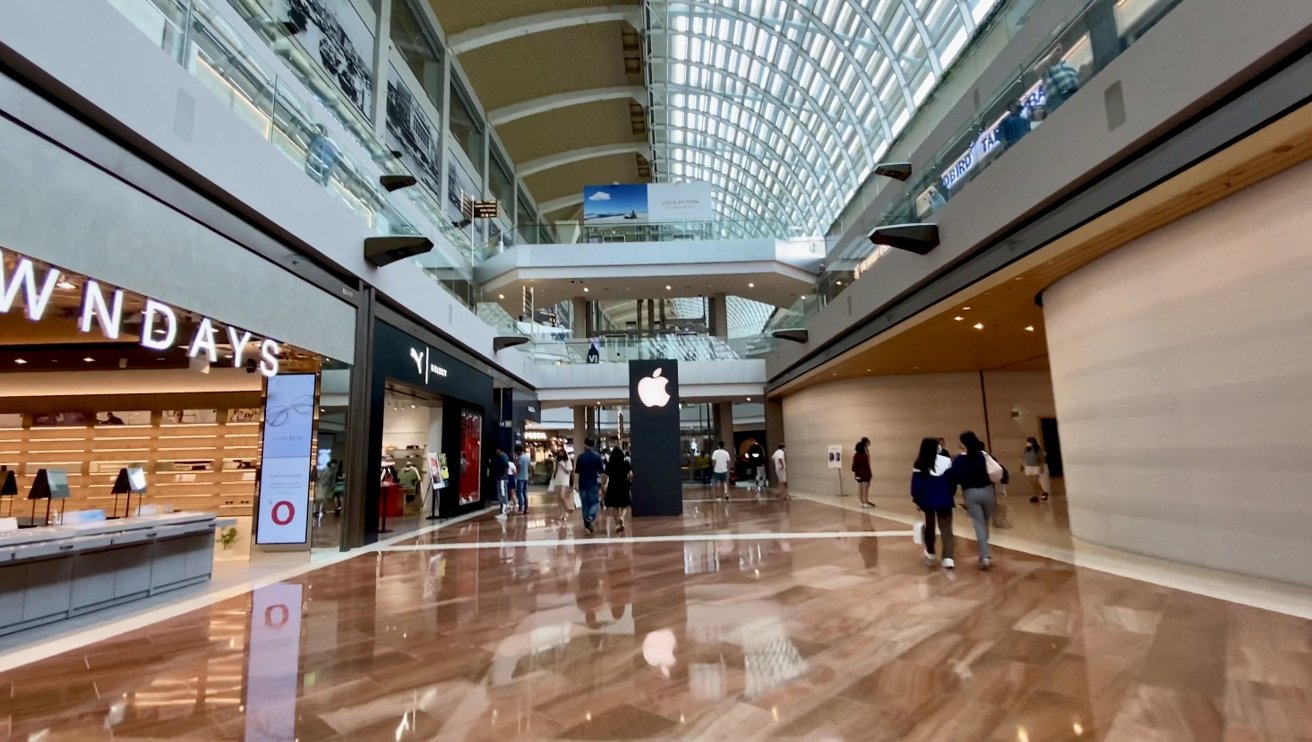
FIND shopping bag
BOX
[912,521,925,545]
[992,499,1013,529]
[571,490,582,511]
[1039,466,1052,494]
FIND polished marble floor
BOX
[3,494,1311,740]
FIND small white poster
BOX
[647,181,713,222]
[827,445,842,470]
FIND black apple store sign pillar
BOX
[628,360,682,517]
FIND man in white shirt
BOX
[772,443,788,499]
[711,441,732,500]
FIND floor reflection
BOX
[2,494,1310,740]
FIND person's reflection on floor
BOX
[858,514,879,568]
[576,548,607,633]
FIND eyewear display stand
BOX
[110,467,147,519]
[26,468,69,527]
[0,469,16,517]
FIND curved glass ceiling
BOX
[648,0,1000,238]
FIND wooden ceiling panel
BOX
[428,0,634,36]
[458,22,638,111]
[521,152,642,202]
[498,99,646,163]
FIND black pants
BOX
[923,507,955,559]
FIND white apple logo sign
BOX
[637,367,672,408]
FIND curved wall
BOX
[782,371,1057,500]
[1045,158,1312,587]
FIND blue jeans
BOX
[579,484,601,525]
[515,479,528,511]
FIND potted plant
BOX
[219,527,238,550]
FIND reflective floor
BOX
[3,493,1311,740]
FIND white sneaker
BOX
[923,551,937,565]
[980,558,992,571]
[942,558,955,569]
[494,513,507,521]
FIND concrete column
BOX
[712,401,734,451]
[572,406,587,455]
[571,297,587,339]
[647,299,657,332]
[635,299,643,333]
[368,0,392,137]
[708,293,728,336]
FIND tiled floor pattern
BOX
[2,495,1310,740]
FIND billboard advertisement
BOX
[583,183,712,224]
[256,373,317,545]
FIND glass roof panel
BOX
[650,0,999,238]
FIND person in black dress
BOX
[602,447,633,534]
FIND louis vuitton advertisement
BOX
[385,66,442,195]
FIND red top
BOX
[852,450,872,480]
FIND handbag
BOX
[571,489,581,511]
[984,453,1005,484]
[992,496,1014,529]
[912,521,924,545]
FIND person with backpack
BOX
[911,437,955,569]
[949,431,1003,570]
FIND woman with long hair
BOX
[549,448,574,524]
[852,437,873,508]
[911,437,955,568]
[602,446,633,534]
[1023,436,1049,503]
[950,430,998,569]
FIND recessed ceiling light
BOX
[836,280,843,286]
[973,323,985,330]
[866,368,872,372]
[1024,325,1035,332]
[498,293,505,299]
[82,357,94,363]
[748,282,755,288]
[57,280,75,290]
[1014,276,1024,281]
[746,397,752,401]
[953,316,965,321]
[665,285,672,290]
[583,287,590,293]
[962,306,972,310]
[14,358,27,365]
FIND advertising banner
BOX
[583,183,648,224]
[648,181,713,222]
[459,410,482,505]
[385,66,442,196]
[256,373,317,545]
[827,445,842,469]
[282,0,374,116]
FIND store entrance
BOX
[380,382,443,535]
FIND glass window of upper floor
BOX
[489,149,514,209]
[390,0,443,113]
[449,79,485,174]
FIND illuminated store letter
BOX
[227,327,253,368]
[139,298,178,350]
[78,280,125,339]
[258,338,281,377]
[188,317,219,363]
[0,257,61,321]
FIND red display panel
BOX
[458,410,482,505]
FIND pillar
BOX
[572,406,587,456]
[571,297,587,339]
[712,401,734,452]
[708,293,728,337]
[635,299,643,333]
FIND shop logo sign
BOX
[1,249,282,376]
[406,345,448,385]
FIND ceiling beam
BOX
[447,6,643,54]
[519,142,649,177]
[488,86,646,126]
[538,194,584,214]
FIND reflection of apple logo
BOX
[637,368,672,408]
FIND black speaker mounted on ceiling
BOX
[873,161,913,181]
[380,174,418,192]
[364,236,434,267]
[493,336,530,351]
[869,223,940,255]
[772,329,809,343]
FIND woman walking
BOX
[602,447,633,534]
[1023,437,1049,503]
[549,449,574,523]
[951,431,999,570]
[911,437,955,568]
[853,437,873,508]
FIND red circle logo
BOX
[271,500,295,525]
[264,604,289,628]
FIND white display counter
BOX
[0,513,220,636]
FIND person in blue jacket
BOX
[911,437,956,569]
